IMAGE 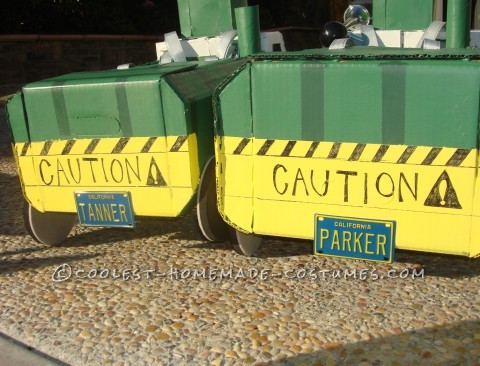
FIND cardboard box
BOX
[7,59,246,216]
[373,0,433,30]
[177,0,247,38]
[214,50,480,257]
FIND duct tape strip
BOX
[164,31,187,62]
[359,25,378,47]
[415,21,446,48]
[160,52,173,64]
[423,39,441,49]
[329,38,354,50]
[217,29,238,59]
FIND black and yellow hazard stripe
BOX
[224,137,475,168]
[15,135,190,157]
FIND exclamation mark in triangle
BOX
[424,170,462,209]
[146,157,167,187]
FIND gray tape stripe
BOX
[85,139,100,154]
[327,143,341,159]
[233,138,251,155]
[170,136,188,152]
[115,78,133,137]
[421,147,442,165]
[20,143,30,157]
[446,149,470,167]
[382,64,406,145]
[40,141,53,156]
[301,63,325,141]
[141,137,157,153]
[281,141,296,157]
[305,141,319,158]
[348,144,366,161]
[372,145,389,162]
[397,146,416,164]
[52,81,71,136]
[257,140,274,155]
[62,140,76,155]
[112,138,130,154]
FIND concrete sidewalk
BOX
[0,333,67,366]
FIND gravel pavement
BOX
[0,106,479,365]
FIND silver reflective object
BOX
[343,5,371,30]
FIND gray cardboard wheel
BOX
[23,201,77,246]
[196,157,230,242]
[229,227,263,256]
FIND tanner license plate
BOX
[314,214,395,263]
[74,192,135,228]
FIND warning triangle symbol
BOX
[424,170,462,209]
[146,157,167,187]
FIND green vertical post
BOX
[234,6,261,56]
[446,0,470,48]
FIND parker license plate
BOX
[75,192,135,228]
[314,214,395,263]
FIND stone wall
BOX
[0,35,162,96]
[0,29,320,97]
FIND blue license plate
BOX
[314,214,395,263]
[74,192,135,228]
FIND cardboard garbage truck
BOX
[6,0,480,262]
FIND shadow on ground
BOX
[271,320,480,366]
[0,253,101,275]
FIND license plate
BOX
[314,214,395,263]
[74,191,135,228]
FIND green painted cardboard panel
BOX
[164,59,248,166]
[24,79,166,141]
[373,0,433,30]
[218,59,480,150]
[251,62,303,140]
[216,63,252,137]
[177,0,247,38]
[22,63,196,142]
[161,81,188,137]
[404,63,480,148]
[5,92,29,143]
[323,63,382,143]
[17,60,243,143]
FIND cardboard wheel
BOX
[23,201,77,246]
[196,157,229,242]
[229,228,263,256]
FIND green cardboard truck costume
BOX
[6,0,480,262]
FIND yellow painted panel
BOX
[218,136,479,256]
[220,136,253,155]
[186,134,200,189]
[167,135,189,152]
[222,154,253,197]
[29,142,45,156]
[253,155,475,213]
[94,138,126,154]
[470,216,480,257]
[252,198,472,256]
[314,141,335,159]
[121,137,150,154]
[48,140,66,155]
[67,139,93,155]
[149,136,168,153]
[15,135,198,218]
[222,195,253,231]
[168,152,193,187]
[335,142,357,161]
[17,156,37,185]
[29,153,170,187]
[36,186,193,216]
